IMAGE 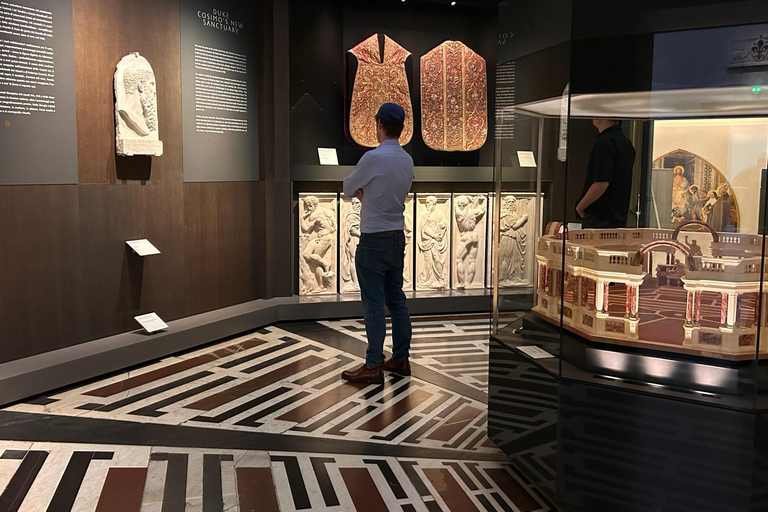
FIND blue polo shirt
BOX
[343,139,414,234]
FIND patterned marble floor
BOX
[0,312,558,511]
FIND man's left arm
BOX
[576,141,614,217]
[343,154,374,198]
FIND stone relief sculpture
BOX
[340,197,362,293]
[114,53,163,156]
[452,194,487,289]
[298,194,337,295]
[416,194,451,291]
[348,34,413,147]
[421,41,487,152]
[403,194,414,291]
[499,194,535,287]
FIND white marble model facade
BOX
[452,194,488,289]
[114,53,163,156]
[416,194,451,291]
[340,196,362,293]
[298,193,338,295]
[534,223,768,357]
[403,194,415,291]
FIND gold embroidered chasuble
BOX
[421,41,487,152]
[348,34,413,148]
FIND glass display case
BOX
[489,4,768,510]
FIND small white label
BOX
[317,148,339,166]
[126,239,160,256]
[517,150,537,167]
[135,313,169,333]
[517,345,554,359]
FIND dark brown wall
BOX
[0,0,290,364]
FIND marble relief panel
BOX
[416,194,451,291]
[498,193,536,288]
[451,194,488,290]
[340,196,362,293]
[298,193,338,295]
[403,194,415,291]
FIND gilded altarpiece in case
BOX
[298,193,338,295]
[416,194,452,291]
[452,194,488,289]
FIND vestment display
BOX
[348,34,413,148]
[420,41,487,152]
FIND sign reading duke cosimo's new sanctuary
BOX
[180,0,258,181]
[0,0,77,184]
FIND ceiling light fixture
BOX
[451,1,457,5]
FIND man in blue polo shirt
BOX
[341,103,414,384]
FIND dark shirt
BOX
[580,124,636,227]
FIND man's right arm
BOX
[343,153,374,198]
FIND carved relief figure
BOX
[340,197,362,293]
[499,196,530,286]
[417,195,450,290]
[403,194,414,290]
[421,41,487,151]
[453,195,487,289]
[114,53,163,156]
[299,195,337,295]
[348,34,413,148]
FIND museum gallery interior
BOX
[1,0,768,510]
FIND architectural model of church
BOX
[534,220,767,358]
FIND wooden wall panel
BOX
[0,0,291,364]
[73,0,182,184]
[183,182,262,317]
[0,186,82,362]
[77,181,186,342]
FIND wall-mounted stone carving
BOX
[114,53,163,156]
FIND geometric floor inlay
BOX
[0,313,557,511]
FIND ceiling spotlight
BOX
[451,1,457,4]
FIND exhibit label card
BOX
[135,313,169,334]
[126,239,161,256]
[517,151,537,168]
[517,345,554,359]
[0,0,78,184]
[317,148,339,166]
[180,0,258,181]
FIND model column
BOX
[625,285,639,319]
[575,276,583,308]
[595,279,609,315]
[685,290,695,327]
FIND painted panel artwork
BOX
[348,34,413,148]
[421,41,487,152]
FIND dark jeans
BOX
[355,231,412,367]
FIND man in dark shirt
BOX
[576,119,636,228]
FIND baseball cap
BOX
[376,103,405,124]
